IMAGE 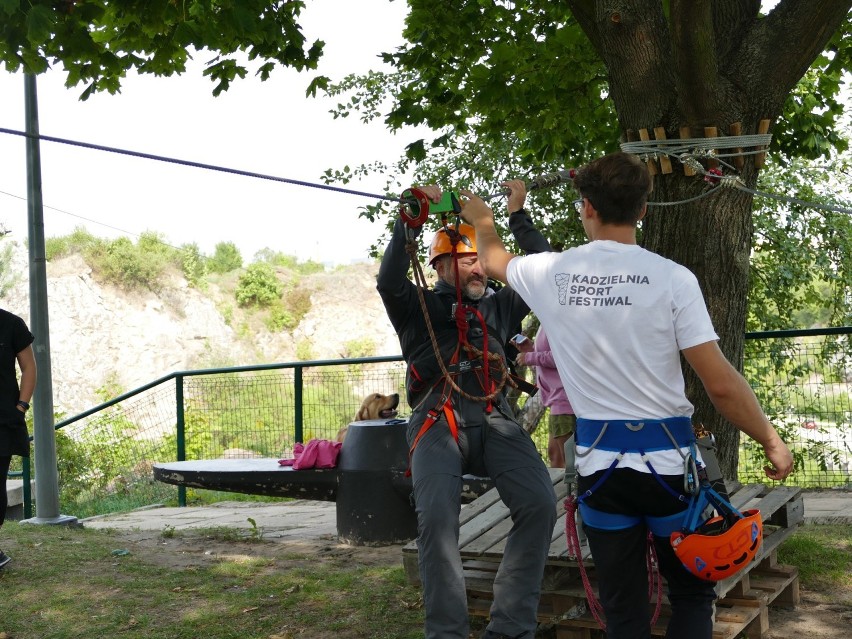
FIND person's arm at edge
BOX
[17,344,36,406]
[682,340,793,481]
[460,189,517,284]
[504,179,551,255]
[522,348,557,370]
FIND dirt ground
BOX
[764,589,850,639]
[113,529,851,638]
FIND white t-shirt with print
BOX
[506,240,718,475]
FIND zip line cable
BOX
[0,126,401,204]
[624,135,852,216]
[3,126,852,224]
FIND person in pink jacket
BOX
[514,326,574,467]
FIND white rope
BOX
[621,134,772,158]
[626,133,852,215]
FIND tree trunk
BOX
[642,171,758,478]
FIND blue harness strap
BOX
[576,416,694,452]
[580,502,689,536]
[575,416,700,534]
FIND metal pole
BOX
[294,366,303,443]
[20,73,76,526]
[176,375,186,507]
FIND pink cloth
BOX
[278,439,342,469]
[522,328,574,415]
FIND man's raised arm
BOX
[460,190,518,284]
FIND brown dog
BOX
[336,392,400,443]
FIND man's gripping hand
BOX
[502,179,527,214]
[459,190,495,227]
[414,185,443,204]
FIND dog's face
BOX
[355,392,400,421]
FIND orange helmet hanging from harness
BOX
[670,488,763,581]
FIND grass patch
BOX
[0,523,425,639]
[777,523,852,592]
[1,519,847,638]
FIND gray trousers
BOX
[409,408,557,639]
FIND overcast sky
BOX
[0,0,418,266]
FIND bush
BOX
[45,227,98,261]
[282,286,312,325]
[181,242,208,289]
[265,302,296,332]
[254,248,325,275]
[344,338,376,358]
[85,236,167,291]
[235,262,283,308]
[208,241,243,274]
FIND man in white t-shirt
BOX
[460,152,793,639]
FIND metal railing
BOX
[8,327,851,519]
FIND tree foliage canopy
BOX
[323,0,852,476]
[0,0,324,98]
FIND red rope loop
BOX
[564,496,664,631]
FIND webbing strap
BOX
[576,417,694,452]
[682,481,744,534]
[405,400,458,477]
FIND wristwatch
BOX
[17,400,30,412]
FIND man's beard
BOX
[463,278,487,300]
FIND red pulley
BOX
[399,187,431,228]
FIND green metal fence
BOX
[8,328,851,519]
[739,327,851,487]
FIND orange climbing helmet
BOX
[428,223,477,266]
[670,508,763,582]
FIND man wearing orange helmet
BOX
[461,152,794,639]
[377,183,555,639]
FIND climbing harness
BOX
[402,216,512,408]
[562,418,755,630]
[398,187,533,467]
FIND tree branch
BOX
[565,0,604,58]
[743,0,852,111]
[712,0,762,63]
[567,0,673,131]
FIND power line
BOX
[0,188,184,249]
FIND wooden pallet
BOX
[402,469,804,638]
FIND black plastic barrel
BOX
[336,418,417,545]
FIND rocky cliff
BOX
[2,242,402,418]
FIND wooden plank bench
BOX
[403,469,804,638]
[153,458,341,501]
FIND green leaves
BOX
[0,0,16,17]
[0,0,324,99]
[25,5,54,44]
